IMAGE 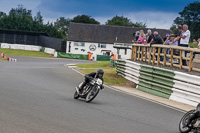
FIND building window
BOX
[81,49,85,52]
[98,43,106,48]
[75,48,78,50]
[74,42,85,47]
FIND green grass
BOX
[0,48,52,58]
[76,61,110,68]
[189,42,198,48]
[74,61,127,85]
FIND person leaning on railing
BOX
[163,34,178,62]
[150,31,164,61]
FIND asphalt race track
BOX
[0,56,184,133]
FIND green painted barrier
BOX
[152,67,175,78]
[139,72,174,87]
[97,55,111,61]
[138,79,172,99]
[57,52,88,60]
[138,86,170,99]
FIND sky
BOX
[0,0,198,29]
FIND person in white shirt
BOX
[179,24,191,66]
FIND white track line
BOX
[64,64,186,113]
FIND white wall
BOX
[1,43,41,51]
[66,41,132,60]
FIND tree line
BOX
[0,1,199,41]
[0,5,146,40]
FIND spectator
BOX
[135,31,140,42]
[150,31,164,61]
[163,34,178,60]
[198,38,200,49]
[137,32,146,44]
[150,31,163,45]
[147,29,154,43]
[173,25,182,46]
[132,32,137,43]
[180,24,191,66]
[163,33,170,42]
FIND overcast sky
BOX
[0,0,197,29]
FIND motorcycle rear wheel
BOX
[85,86,99,103]
[179,110,195,133]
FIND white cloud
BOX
[94,11,179,29]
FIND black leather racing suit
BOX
[80,72,104,90]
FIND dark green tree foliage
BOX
[170,24,178,35]
[0,5,62,39]
[71,15,100,24]
[106,15,146,28]
[172,1,200,40]
[54,17,71,40]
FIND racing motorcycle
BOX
[74,78,103,103]
[179,103,200,133]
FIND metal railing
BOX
[131,44,200,72]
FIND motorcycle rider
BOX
[77,69,104,93]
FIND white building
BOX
[67,23,171,60]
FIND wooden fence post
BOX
[163,48,167,66]
[141,47,144,61]
[148,47,152,64]
[157,47,161,66]
[189,51,193,71]
[170,48,173,67]
[179,50,182,69]
[137,46,141,60]
[152,47,156,65]
[145,47,147,62]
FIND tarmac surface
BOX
[0,56,189,133]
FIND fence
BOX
[0,30,66,52]
[117,59,200,106]
[131,44,200,72]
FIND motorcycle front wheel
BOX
[85,86,99,103]
[179,110,195,133]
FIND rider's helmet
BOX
[96,69,104,78]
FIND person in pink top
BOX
[137,31,146,44]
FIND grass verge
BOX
[73,61,128,86]
[0,48,52,58]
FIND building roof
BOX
[67,22,172,44]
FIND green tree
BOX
[54,17,71,40]
[170,24,178,34]
[106,15,146,28]
[133,22,146,28]
[172,1,200,40]
[71,15,100,24]
[0,11,6,18]
[34,11,43,24]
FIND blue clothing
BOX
[147,34,154,43]
[166,40,178,46]
[177,31,182,46]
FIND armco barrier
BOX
[117,59,200,106]
[44,48,55,54]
